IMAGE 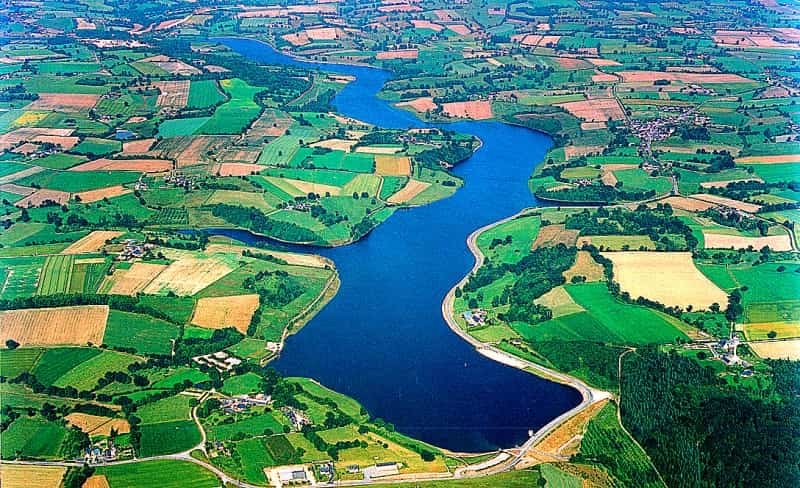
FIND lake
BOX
[215,37,582,452]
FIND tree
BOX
[5,339,19,349]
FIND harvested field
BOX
[153,80,190,108]
[65,413,131,436]
[83,475,111,488]
[448,24,472,36]
[0,305,109,346]
[563,251,604,282]
[690,193,761,213]
[215,163,264,176]
[531,224,579,249]
[204,243,329,268]
[412,20,444,31]
[220,147,260,164]
[592,71,619,82]
[534,286,584,318]
[70,158,172,173]
[387,179,430,204]
[654,196,715,212]
[618,71,753,84]
[175,136,220,168]
[62,230,123,254]
[27,93,100,112]
[143,256,236,296]
[0,464,66,488]
[0,183,35,196]
[735,154,800,164]
[556,57,590,69]
[282,32,310,46]
[0,128,74,152]
[396,97,437,113]
[306,27,339,40]
[375,155,411,176]
[563,145,602,158]
[355,146,400,154]
[376,49,419,60]
[75,185,132,203]
[191,294,260,334]
[600,171,617,186]
[744,321,800,341]
[749,339,800,360]
[16,189,71,207]
[602,251,728,310]
[281,177,341,196]
[699,178,763,188]
[586,58,622,67]
[0,166,45,184]
[441,100,493,120]
[702,233,792,251]
[246,110,293,140]
[32,135,79,150]
[557,98,624,122]
[534,400,607,457]
[106,262,166,295]
[310,138,358,152]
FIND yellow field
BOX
[563,250,604,282]
[82,475,111,488]
[534,286,585,318]
[61,230,124,254]
[703,232,792,251]
[743,321,800,340]
[191,294,260,334]
[749,339,800,360]
[281,177,341,196]
[387,179,430,204]
[204,242,329,268]
[0,305,109,346]
[65,412,131,436]
[0,464,66,488]
[105,262,167,295]
[602,251,728,310]
[14,111,48,126]
[375,155,411,176]
[143,256,235,296]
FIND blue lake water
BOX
[215,38,582,452]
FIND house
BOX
[366,462,400,478]
[462,309,487,327]
[346,465,360,474]
[277,468,307,483]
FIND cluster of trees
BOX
[210,204,319,243]
[414,140,475,169]
[244,270,305,308]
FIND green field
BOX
[0,256,45,299]
[187,79,226,109]
[0,416,70,459]
[157,117,210,137]
[206,410,286,441]
[52,350,140,390]
[17,169,140,192]
[138,420,202,457]
[199,78,263,135]
[0,348,43,378]
[137,394,194,424]
[220,372,263,395]
[32,347,102,385]
[36,254,74,295]
[103,310,180,355]
[476,214,541,264]
[98,460,219,488]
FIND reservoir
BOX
[216,38,582,452]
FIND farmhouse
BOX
[192,351,242,372]
[462,309,487,327]
[365,462,400,478]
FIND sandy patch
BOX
[557,98,624,122]
[396,97,437,113]
[75,185,133,203]
[532,224,579,249]
[143,256,235,296]
[441,100,493,120]
[153,80,190,108]
[106,262,166,295]
[603,251,728,310]
[534,286,585,318]
[70,158,172,173]
[618,71,753,84]
[387,179,429,204]
[215,162,264,176]
[191,294,260,334]
[735,154,800,164]
[16,189,71,207]
[27,93,100,111]
[690,193,760,213]
[75,18,97,30]
[0,305,109,346]
[376,49,419,60]
[310,138,358,152]
[563,251,604,282]
[375,155,411,176]
[702,233,792,251]
[749,339,800,360]
[62,230,123,254]
[65,413,131,436]
[0,465,66,488]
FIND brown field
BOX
[532,224,579,249]
[557,98,624,122]
[702,232,792,251]
[375,155,411,176]
[376,49,419,60]
[153,80,190,108]
[311,138,358,152]
[690,193,761,213]
[555,57,591,69]
[150,59,200,76]
[534,286,585,318]
[246,110,293,140]
[749,339,800,360]
[282,31,310,46]
[75,185,133,203]
[305,27,339,40]
[16,189,71,207]
[70,158,172,173]
[32,135,79,150]
[220,147,260,164]
[0,183,36,195]
[699,178,763,188]
[563,145,603,158]
[600,171,617,186]
[0,465,66,488]
[176,136,222,167]
[65,412,131,436]
[534,400,607,458]
[0,166,45,184]
[27,93,100,111]
[106,262,166,295]
[592,71,619,83]
[191,294,260,334]
[83,475,111,488]
[0,128,74,151]
[412,20,444,31]
[215,162,264,176]
[283,177,341,196]
[62,230,123,254]
[396,97,437,113]
[447,24,472,36]
[734,154,800,164]
[618,71,753,84]
[0,305,109,346]
[602,251,728,310]
[586,58,622,67]
[580,121,607,130]
[655,196,716,212]
[387,179,430,204]
[441,100,493,120]
[563,251,604,282]
[143,256,236,296]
